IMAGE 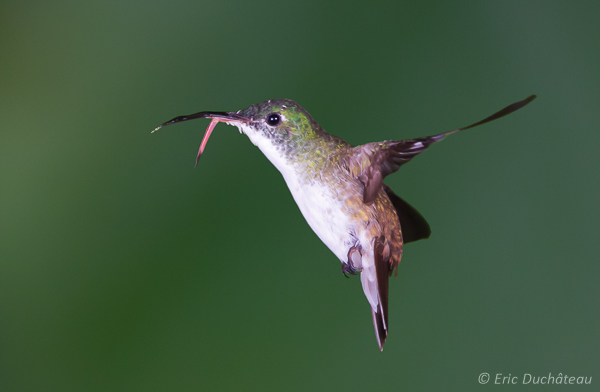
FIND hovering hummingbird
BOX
[153,95,536,350]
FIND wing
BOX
[383,184,431,244]
[356,134,450,204]
[353,95,537,204]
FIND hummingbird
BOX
[153,95,536,350]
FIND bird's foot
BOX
[342,245,363,278]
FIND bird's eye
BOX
[266,113,281,126]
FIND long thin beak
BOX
[152,111,248,133]
[152,111,249,167]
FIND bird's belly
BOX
[242,128,358,263]
[285,179,355,263]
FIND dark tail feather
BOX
[372,305,387,351]
[372,236,390,351]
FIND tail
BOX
[362,236,390,351]
[371,302,388,351]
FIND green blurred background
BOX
[1,0,598,390]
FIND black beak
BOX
[152,110,251,167]
[152,111,248,133]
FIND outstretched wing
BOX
[352,95,537,204]
[356,133,452,204]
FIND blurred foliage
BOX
[1,0,599,391]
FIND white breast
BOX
[234,123,381,317]
[235,123,355,263]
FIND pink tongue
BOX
[195,118,220,167]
